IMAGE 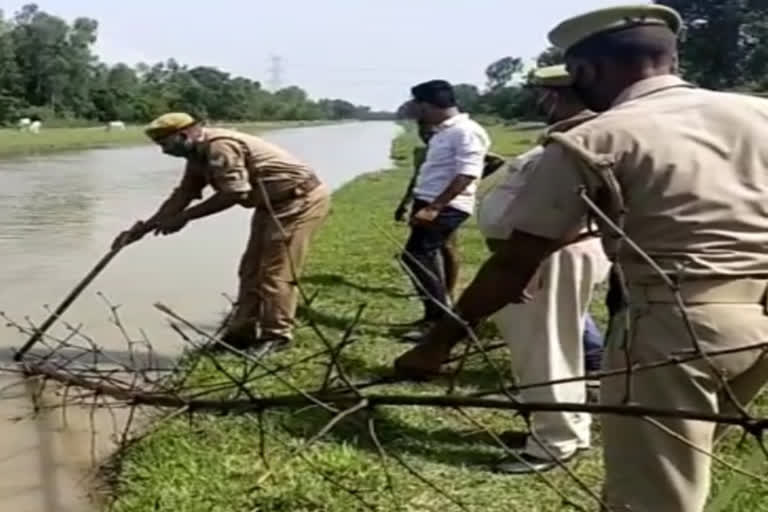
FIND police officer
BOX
[394,5,768,511]
[474,65,610,474]
[114,113,331,356]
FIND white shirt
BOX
[413,113,490,214]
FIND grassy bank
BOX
[108,126,766,512]
[0,120,332,158]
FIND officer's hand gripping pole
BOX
[13,244,124,362]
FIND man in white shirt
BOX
[400,80,490,341]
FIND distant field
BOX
[0,120,333,158]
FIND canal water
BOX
[0,121,401,358]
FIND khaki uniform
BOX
[477,111,610,461]
[512,75,768,511]
[178,127,331,341]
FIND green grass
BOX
[107,126,767,512]
[0,120,332,158]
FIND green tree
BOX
[0,10,23,122]
[453,84,481,112]
[656,0,768,89]
[64,17,99,117]
[485,56,524,90]
[0,3,386,125]
[536,47,564,67]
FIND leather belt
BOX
[260,173,322,206]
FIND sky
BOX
[2,0,647,110]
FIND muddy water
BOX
[0,121,400,511]
[0,121,400,358]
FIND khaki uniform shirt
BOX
[178,128,317,207]
[477,110,597,240]
[476,147,542,239]
[511,75,768,281]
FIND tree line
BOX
[0,4,391,126]
[446,0,768,123]
[3,1,766,127]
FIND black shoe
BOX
[497,430,529,449]
[492,449,579,475]
[209,329,257,352]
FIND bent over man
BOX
[395,5,768,511]
[115,113,330,356]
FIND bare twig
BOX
[19,362,768,432]
[451,407,593,512]
[367,415,471,512]
[253,399,369,487]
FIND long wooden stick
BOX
[14,246,123,361]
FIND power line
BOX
[267,55,283,91]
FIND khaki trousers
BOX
[492,237,610,459]
[230,184,331,341]
[601,278,768,512]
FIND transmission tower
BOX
[267,55,283,91]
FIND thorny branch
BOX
[0,182,767,511]
[7,296,766,510]
[15,357,768,430]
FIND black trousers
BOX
[403,199,469,321]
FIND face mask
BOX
[160,132,195,157]
[546,93,559,122]
[536,90,558,121]
[568,61,607,112]
[571,80,594,110]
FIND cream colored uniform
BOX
[510,75,768,512]
[476,112,610,460]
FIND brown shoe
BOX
[393,342,450,380]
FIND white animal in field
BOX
[29,120,41,134]
[17,118,31,131]
[106,121,126,131]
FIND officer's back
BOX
[567,81,768,279]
